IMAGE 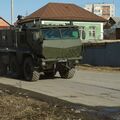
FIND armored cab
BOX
[0,25,82,81]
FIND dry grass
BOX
[0,93,82,120]
[77,64,120,72]
[0,91,112,120]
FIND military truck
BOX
[0,25,82,81]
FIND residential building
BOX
[104,17,120,39]
[84,3,115,19]
[0,17,10,29]
[18,3,106,41]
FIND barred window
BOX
[79,26,86,40]
[89,26,96,37]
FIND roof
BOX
[20,3,106,23]
[0,17,10,26]
[105,17,120,29]
[110,17,120,23]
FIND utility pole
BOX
[112,0,115,16]
[113,0,115,4]
[11,0,14,25]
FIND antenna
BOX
[25,10,28,16]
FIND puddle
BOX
[98,107,120,120]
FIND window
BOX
[33,31,40,41]
[79,26,86,40]
[61,28,79,39]
[89,26,96,37]
[42,27,79,40]
[42,28,61,40]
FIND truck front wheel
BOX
[59,68,75,79]
[23,57,39,81]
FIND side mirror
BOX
[32,31,43,43]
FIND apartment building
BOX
[84,3,115,19]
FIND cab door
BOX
[26,30,43,57]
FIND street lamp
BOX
[11,0,14,25]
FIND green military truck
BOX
[0,25,82,81]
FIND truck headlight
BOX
[42,61,46,66]
[75,60,79,64]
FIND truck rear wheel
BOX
[59,68,75,79]
[23,57,39,81]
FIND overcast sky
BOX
[0,0,120,23]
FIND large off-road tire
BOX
[0,63,7,76]
[59,68,75,79]
[23,57,39,81]
[32,71,40,81]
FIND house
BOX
[18,3,106,41]
[104,17,120,39]
[0,17,10,29]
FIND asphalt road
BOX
[0,69,120,107]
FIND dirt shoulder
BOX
[0,91,79,120]
[0,88,115,120]
[77,64,120,72]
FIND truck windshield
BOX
[42,27,79,40]
[61,28,79,39]
[41,29,61,40]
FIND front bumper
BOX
[42,56,82,63]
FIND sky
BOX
[0,0,120,24]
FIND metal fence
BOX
[81,41,120,67]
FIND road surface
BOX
[0,69,120,107]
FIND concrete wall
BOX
[81,42,120,67]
